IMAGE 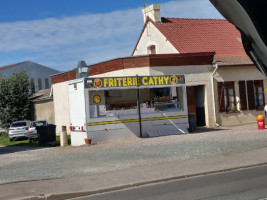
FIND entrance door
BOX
[186,86,196,131]
[194,85,206,126]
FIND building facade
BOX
[132,4,266,127]
[51,53,214,143]
[29,89,55,124]
[0,61,60,92]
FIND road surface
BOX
[72,165,267,200]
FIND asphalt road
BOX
[73,165,267,200]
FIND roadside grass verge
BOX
[0,133,71,147]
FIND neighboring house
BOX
[29,89,55,125]
[0,61,60,92]
[131,4,266,127]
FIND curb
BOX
[23,162,267,200]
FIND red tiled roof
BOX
[0,61,29,70]
[215,56,253,66]
[133,17,249,61]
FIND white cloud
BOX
[0,0,223,71]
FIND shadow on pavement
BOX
[190,127,229,134]
[0,146,45,155]
[0,137,52,154]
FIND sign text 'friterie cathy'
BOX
[85,75,185,89]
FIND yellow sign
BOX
[103,77,138,87]
[93,95,101,104]
[86,75,185,88]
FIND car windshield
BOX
[11,122,27,127]
[31,121,47,127]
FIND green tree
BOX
[0,71,30,127]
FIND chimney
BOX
[142,4,161,23]
[76,60,90,79]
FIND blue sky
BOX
[0,0,223,71]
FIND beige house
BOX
[30,89,55,124]
[132,4,266,127]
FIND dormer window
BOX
[148,45,156,54]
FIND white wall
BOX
[91,67,151,77]
[53,82,71,134]
[68,80,86,126]
[133,21,178,56]
[215,65,265,82]
[34,100,55,124]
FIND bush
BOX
[0,71,31,128]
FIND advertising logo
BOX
[93,95,101,104]
[170,75,178,85]
[94,78,102,88]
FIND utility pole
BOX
[136,74,143,138]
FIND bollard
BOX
[257,115,265,130]
[60,126,68,146]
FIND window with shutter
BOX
[224,82,236,112]
[247,80,255,110]
[217,82,225,112]
[217,82,237,112]
[238,81,248,110]
[254,80,265,109]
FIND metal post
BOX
[136,75,143,138]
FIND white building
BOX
[51,53,214,145]
[0,61,60,91]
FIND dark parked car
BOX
[28,120,48,142]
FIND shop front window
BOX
[89,86,184,118]
[140,87,183,111]
[105,89,137,111]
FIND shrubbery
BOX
[0,71,31,128]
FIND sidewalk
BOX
[1,123,267,199]
[1,146,267,199]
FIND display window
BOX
[89,86,184,118]
[139,87,184,111]
[105,89,137,110]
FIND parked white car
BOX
[8,120,31,141]
[28,120,48,142]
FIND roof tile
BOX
[154,18,247,58]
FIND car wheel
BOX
[9,138,13,142]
